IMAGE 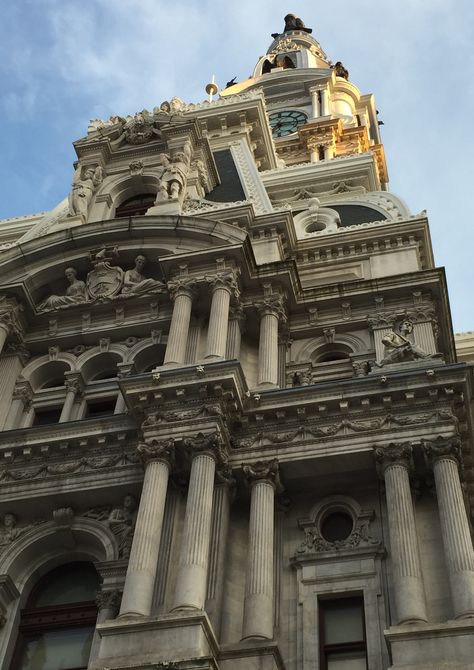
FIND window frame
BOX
[319,595,368,670]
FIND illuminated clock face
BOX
[269,110,307,137]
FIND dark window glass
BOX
[12,563,99,670]
[330,204,387,227]
[85,399,116,418]
[33,408,62,426]
[115,193,156,218]
[319,597,367,670]
[320,512,354,543]
[206,150,246,203]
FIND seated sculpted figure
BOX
[378,320,431,366]
[121,254,164,295]
[38,267,88,311]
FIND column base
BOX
[384,619,474,669]
[220,640,285,670]
[92,610,218,669]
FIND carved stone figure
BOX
[124,111,162,145]
[121,255,164,296]
[106,494,137,558]
[0,513,22,544]
[69,164,103,218]
[157,140,192,201]
[37,267,88,311]
[272,14,312,38]
[333,61,349,80]
[377,320,431,366]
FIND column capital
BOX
[12,378,33,409]
[375,442,414,475]
[367,311,397,330]
[255,293,286,321]
[423,437,462,467]
[207,270,240,300]
[95,588,121,612]
[242,458,283,493]
[167,278,197,301]
[0,296,25,341]
[406,306,437,324]
[183,431,228,467]
[137,438,175,467]
[64,372,84,396]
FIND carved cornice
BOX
[242,458,283,493]
[137,439,175,467]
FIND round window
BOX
[320,511,353,543]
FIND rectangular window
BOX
[84,399,116,419]
[33,407,62,426]
[319,596,367,670]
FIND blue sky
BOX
[0,1,473,331]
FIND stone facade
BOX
[0,16,473,670]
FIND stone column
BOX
[115,363,134,415]
[368,315,395,364]
[425,439,474,618]
[4,378,33,430]
[172,433,225,611]
[278,333,290,389]
[408,308,438,355]
[310,87,321,119]
[206,470,234,636]
[163,281,195,366]
[308,139,320,163]
[226,305,244,359]
[119,440,174,617]
[323,144,333,160]
[256,293,286,388]
[90,590,121,660]
[242,459,281,640]
[375,443,427,624]
[59,374,83,423]
[320,86,330,116]
[205,274,238,360]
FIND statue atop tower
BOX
[271,13,312,39]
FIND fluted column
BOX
[59,374,83,423]
[163,281,195,366]
[206,274,238,360]
[320,86,330,116]
[368,315,395,364]
[172,433,225,611]
[226,305,244,359]
[408,308,438,355]
[119,440,174,617]
[256,293,286,388]
[206,470,234,636]
[425,439,474,618]
[4,378,33,430]
[242,459,281,640]
[376,443,427,624]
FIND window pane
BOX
[19,626,94,670]
[323,601,364,644]
[32,564,99,607]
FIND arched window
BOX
[115,193,156,218]
[12,562,99,670]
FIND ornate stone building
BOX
[0,14,473,670]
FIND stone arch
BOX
[126,339,166,372]
[296,333,366,363]
[89,172,162,222]
[21,353,77,391]
[76,346,127,383]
